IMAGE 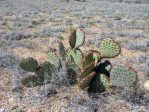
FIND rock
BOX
[144,80,149,91]
[0,109,5,112]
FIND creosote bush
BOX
[19,28,139,93]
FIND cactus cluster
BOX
[20,28,138,93]
[79,37,138,93]
[20,57,55,87]
[20,29,85,87]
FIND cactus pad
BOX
[72,49,83,66]
[37,62,55,82]
[21,75,43,87]
[110,64,138,88]
[69,29,85,49]
[80,63,95,79]
[82,51,101,69]
[68,49,83,67]
[19,57,38,72]
[88,74,110,93]
[48,51,60,69]
[79,71,96,89]
[75,29,85,48]
[99,38,121,58]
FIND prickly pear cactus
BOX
[73,49,83,67]
[110,64,138,88]
[21,75,42,87]
[68,49,83,67]
[69,29,85,49]
[99,38,121,58]
[48,51,60,69]
[80,63,95,79]
[36,62,56,82]
[88,74,110,93]
[79,71,96,89]
[82,51,101,69]
[19,57,38,72]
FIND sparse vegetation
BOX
[0,0,149,111]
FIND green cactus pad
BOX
[37,62,55,82]
[48,51,60,69]
[80,63,95,79]
[75,29,85,48]
[99,38,121,58]
[57,41,66,60]
[69,29,85,49]
[82,51,101,68]
[19,57,38,72]
[69,31,76,49]
[110,64,138,88]
[88,74,110,93]
[79,71,96,89]
[21,75,43,87]
[72,49,83,66]
[68,49,83,67]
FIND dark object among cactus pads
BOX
[94,60,112,78]
[88,74,110,93]
[19,57,38,72]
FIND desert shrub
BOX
[127,41,148,52]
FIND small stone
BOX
[144,80,149,91]
[0,109,5,112]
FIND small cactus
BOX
[110,64,138,88]
[19,57,38,72]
